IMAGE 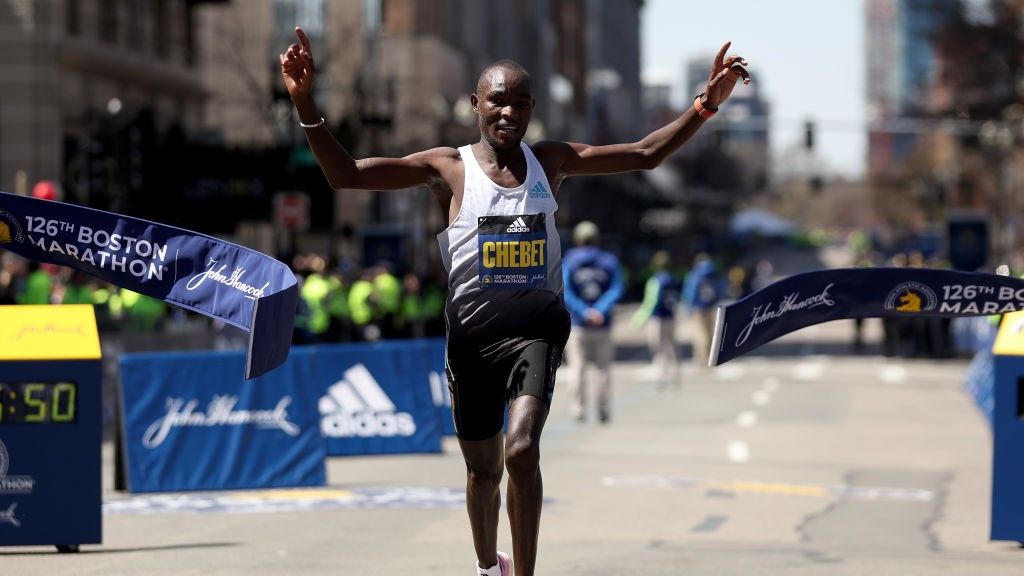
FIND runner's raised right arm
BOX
[280,26,447,191]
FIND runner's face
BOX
[473,69,533,149]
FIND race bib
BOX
[477,213,547,290]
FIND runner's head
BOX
[472,60,534,150]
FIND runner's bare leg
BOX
[459,431,505,569]
[505,395,548,576]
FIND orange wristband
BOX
[694,94,717,119]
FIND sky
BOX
[641,0,867,178]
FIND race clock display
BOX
[0,382,78,424]
[0,305,101,551]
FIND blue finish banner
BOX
[0,192,297,379]
[119,349,326,493]
[314,340,444,455]
[711,267,1024,365]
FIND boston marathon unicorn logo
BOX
[0,208,25,244]
[897,291,921,311]
[885,282,937,313]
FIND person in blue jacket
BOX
[632,250,681,389]
[682,253,725,366]
[563,221,624,423]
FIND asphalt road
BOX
[2,316,1021,575]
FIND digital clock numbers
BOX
[0,381,77,424]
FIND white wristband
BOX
[299,117,325,129]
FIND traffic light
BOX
[804,120,815,151]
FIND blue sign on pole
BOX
[119,350,326,493]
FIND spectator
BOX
[563,221,624,423]
[682,254,724,366]
[631,250,681,390]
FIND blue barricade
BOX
[952,316,999,356]
[964,346,996,426]
[957,317,998,426]
[120,349,327,493]
[313,340,444,455]
[121,340,451,492]
[425,339,457,436]
[989,311,1024,542]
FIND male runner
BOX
[280,27,749,576]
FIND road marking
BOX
[761,377,780,392]
[879,364,908,384]
[228,489,355,501]
[705,489,735,498]
[736,410,758,428]
[751,390,771,406]
[793,361,825,380]
[602,475,935,502]
[601,476,697,489]
[715,365,746,381]
[691,515,728,533]
[104,486,476,515]
[708,480,829,497]
[727,440,750,463]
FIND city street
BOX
[4,2,1024,574]
[2,316,1021,575]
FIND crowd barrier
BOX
[954,317,999,425]
[118,339,451,492]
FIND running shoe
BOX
[476,550,512,576]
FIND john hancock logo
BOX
[885,282,938,313]
[0,208,25,244]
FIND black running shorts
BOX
[444,295,570,441]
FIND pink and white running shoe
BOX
[476,551,512,576]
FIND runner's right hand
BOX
[280,27,316,101]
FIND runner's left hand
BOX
[703,41,750,109]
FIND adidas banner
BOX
[711,267,1024,366]
[0,191,297,379]
[426,339,458,436]
[119,349,327,493]
[314,340,444,455]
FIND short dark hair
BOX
[476,59,531,93]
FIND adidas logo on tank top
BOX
[506,217,530,233]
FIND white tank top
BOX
[437,142,562,327]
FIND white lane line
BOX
[727,440,750,463]
[736,410,758,428]
[761,377,780,392]
[879,364,908,385]
[715,365,746,381]
[751,390,771,406]
[793,361,826,381]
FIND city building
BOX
[2,0,645,271]
[195,0,641,272]
[0,0,223,209]
[584,0,643,144]
[865,0,957,180]
[682,56,770,195]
